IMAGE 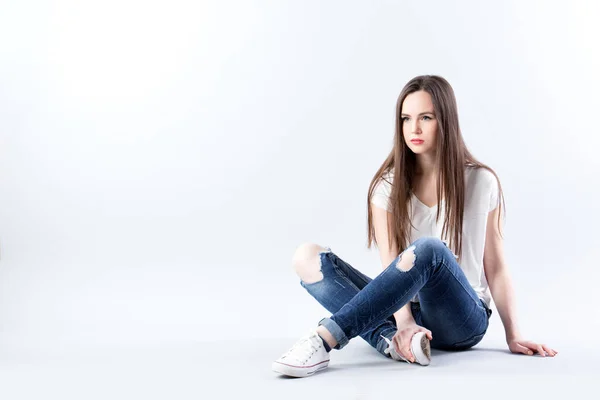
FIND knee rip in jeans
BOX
[294,244,329,284]
[395,245,416,271]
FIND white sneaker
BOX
[272,331,330,378]
[381,331,431,366]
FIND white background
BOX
[1,0,598,355]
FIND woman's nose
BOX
[411,121,421,134]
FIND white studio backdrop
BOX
[0,0,598,351]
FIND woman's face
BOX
[401,90,439,156]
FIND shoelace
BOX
[381,335,410,363]
[284,334,321,364]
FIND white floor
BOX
[0,336,594,400]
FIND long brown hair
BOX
[367,75,505,261]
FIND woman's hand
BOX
[392,323,433,362]
[508,338,558,357]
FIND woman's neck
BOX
[415,154,437,179]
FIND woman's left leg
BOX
[411,288,492,351]
[319,236,491,351]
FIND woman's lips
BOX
[411,139,424,144]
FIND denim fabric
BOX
[300,237,492,355]
[301,250,398,353]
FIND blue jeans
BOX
[300,237,492,356]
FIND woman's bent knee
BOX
[292,243,327,283]
[412,236,445,250]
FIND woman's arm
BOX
[372,205,432,362]
[371,205,415,325]
[483,206,557,357]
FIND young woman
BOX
[272,75,557,378]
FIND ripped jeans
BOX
[300,237,492,357]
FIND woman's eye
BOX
[402,117,409,122]
[422,116,431,121]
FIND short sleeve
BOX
[488,173,500,212]
[371,172,393,212]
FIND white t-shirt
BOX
[371,166,500,307]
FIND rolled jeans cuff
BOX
[318,317,349,349]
